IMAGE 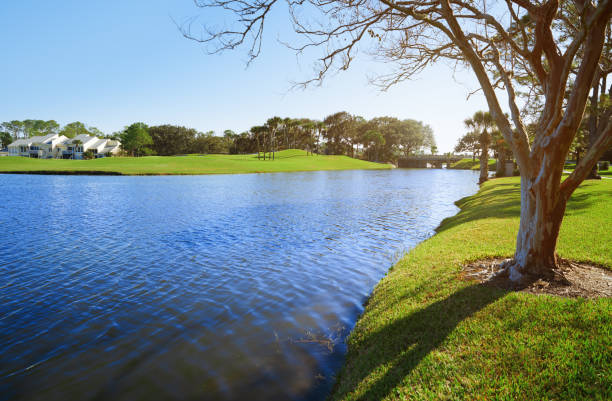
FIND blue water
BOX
[0,169,478,401]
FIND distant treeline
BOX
[2,113,437,161]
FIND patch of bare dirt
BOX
[460,258,612,298]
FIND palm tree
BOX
[71,139,83,159]
[282,117,292,150]
[464,111,494,184]
[300,119,316,155]
[266,117,282,160]
[251,126,266,160]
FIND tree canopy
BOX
[120,123,153,157]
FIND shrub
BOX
[599,161,610,171]
[83,150,95,160]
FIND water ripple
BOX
[0,169,478,401]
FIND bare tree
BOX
[185,0,612,281]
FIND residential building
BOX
[96,140,121,157]
[56,135,98,159]
[8,134,69,158]
[8,134,121,159]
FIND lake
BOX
[0,169,478,401]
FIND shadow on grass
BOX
[435,180,602,234]
[332,284,506,401]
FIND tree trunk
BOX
[497,151,507,177]
[587,73,602,179]
[503,135,589,282]
[507,174,568,282]
[478,141,489,184]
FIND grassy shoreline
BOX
[330,177,611,400]
[449,158,497,170]
[0,150,390,176]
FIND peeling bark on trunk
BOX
[508,167,568,281]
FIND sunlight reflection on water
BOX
[0,169,478,401]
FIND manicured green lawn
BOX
[0,150,390,175]
[331,177,611,400]
[450,158,497,170]
[564,161,611,177]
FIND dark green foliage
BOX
[82,150,95,160]
[0,121,24,139]
[454,131,480,159]
[20,119,60,137]
[191,131,228,154]
[317,113,436,160]
[148,125,199,155]
[120,123,153,157]
[59,121,97,139]
[599,161,610,170]
[1,120,61,139]
[0,131,12,148]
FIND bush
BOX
[599,161,610,171]
[83,150,95,160]
[141,147,157,156]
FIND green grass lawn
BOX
[0,149,390,175]
[450,158,497,170]
[564,161,612,177]
[330,177,611,400]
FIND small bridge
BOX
[398,154,465,168]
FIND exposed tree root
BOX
[460,258,612,298]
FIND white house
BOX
[7,134,69,158]
[97,139,122,157]
[8,134,121,159]
[83,138,122,158]
[56,135,98,159]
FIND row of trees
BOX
[106,114,437,161]
[231,113,436,162]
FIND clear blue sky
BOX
[0,0,497,152]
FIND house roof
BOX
[9,134,63,147]
[66,134,96,144]
[100,141,121,153]
[104,140,121,147]
[55,135,69,145]
[30,134,59,144]
[8,139,31,147]
[91,139,108,148]
[9,134,120,151]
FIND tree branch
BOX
[560,117,612,198]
